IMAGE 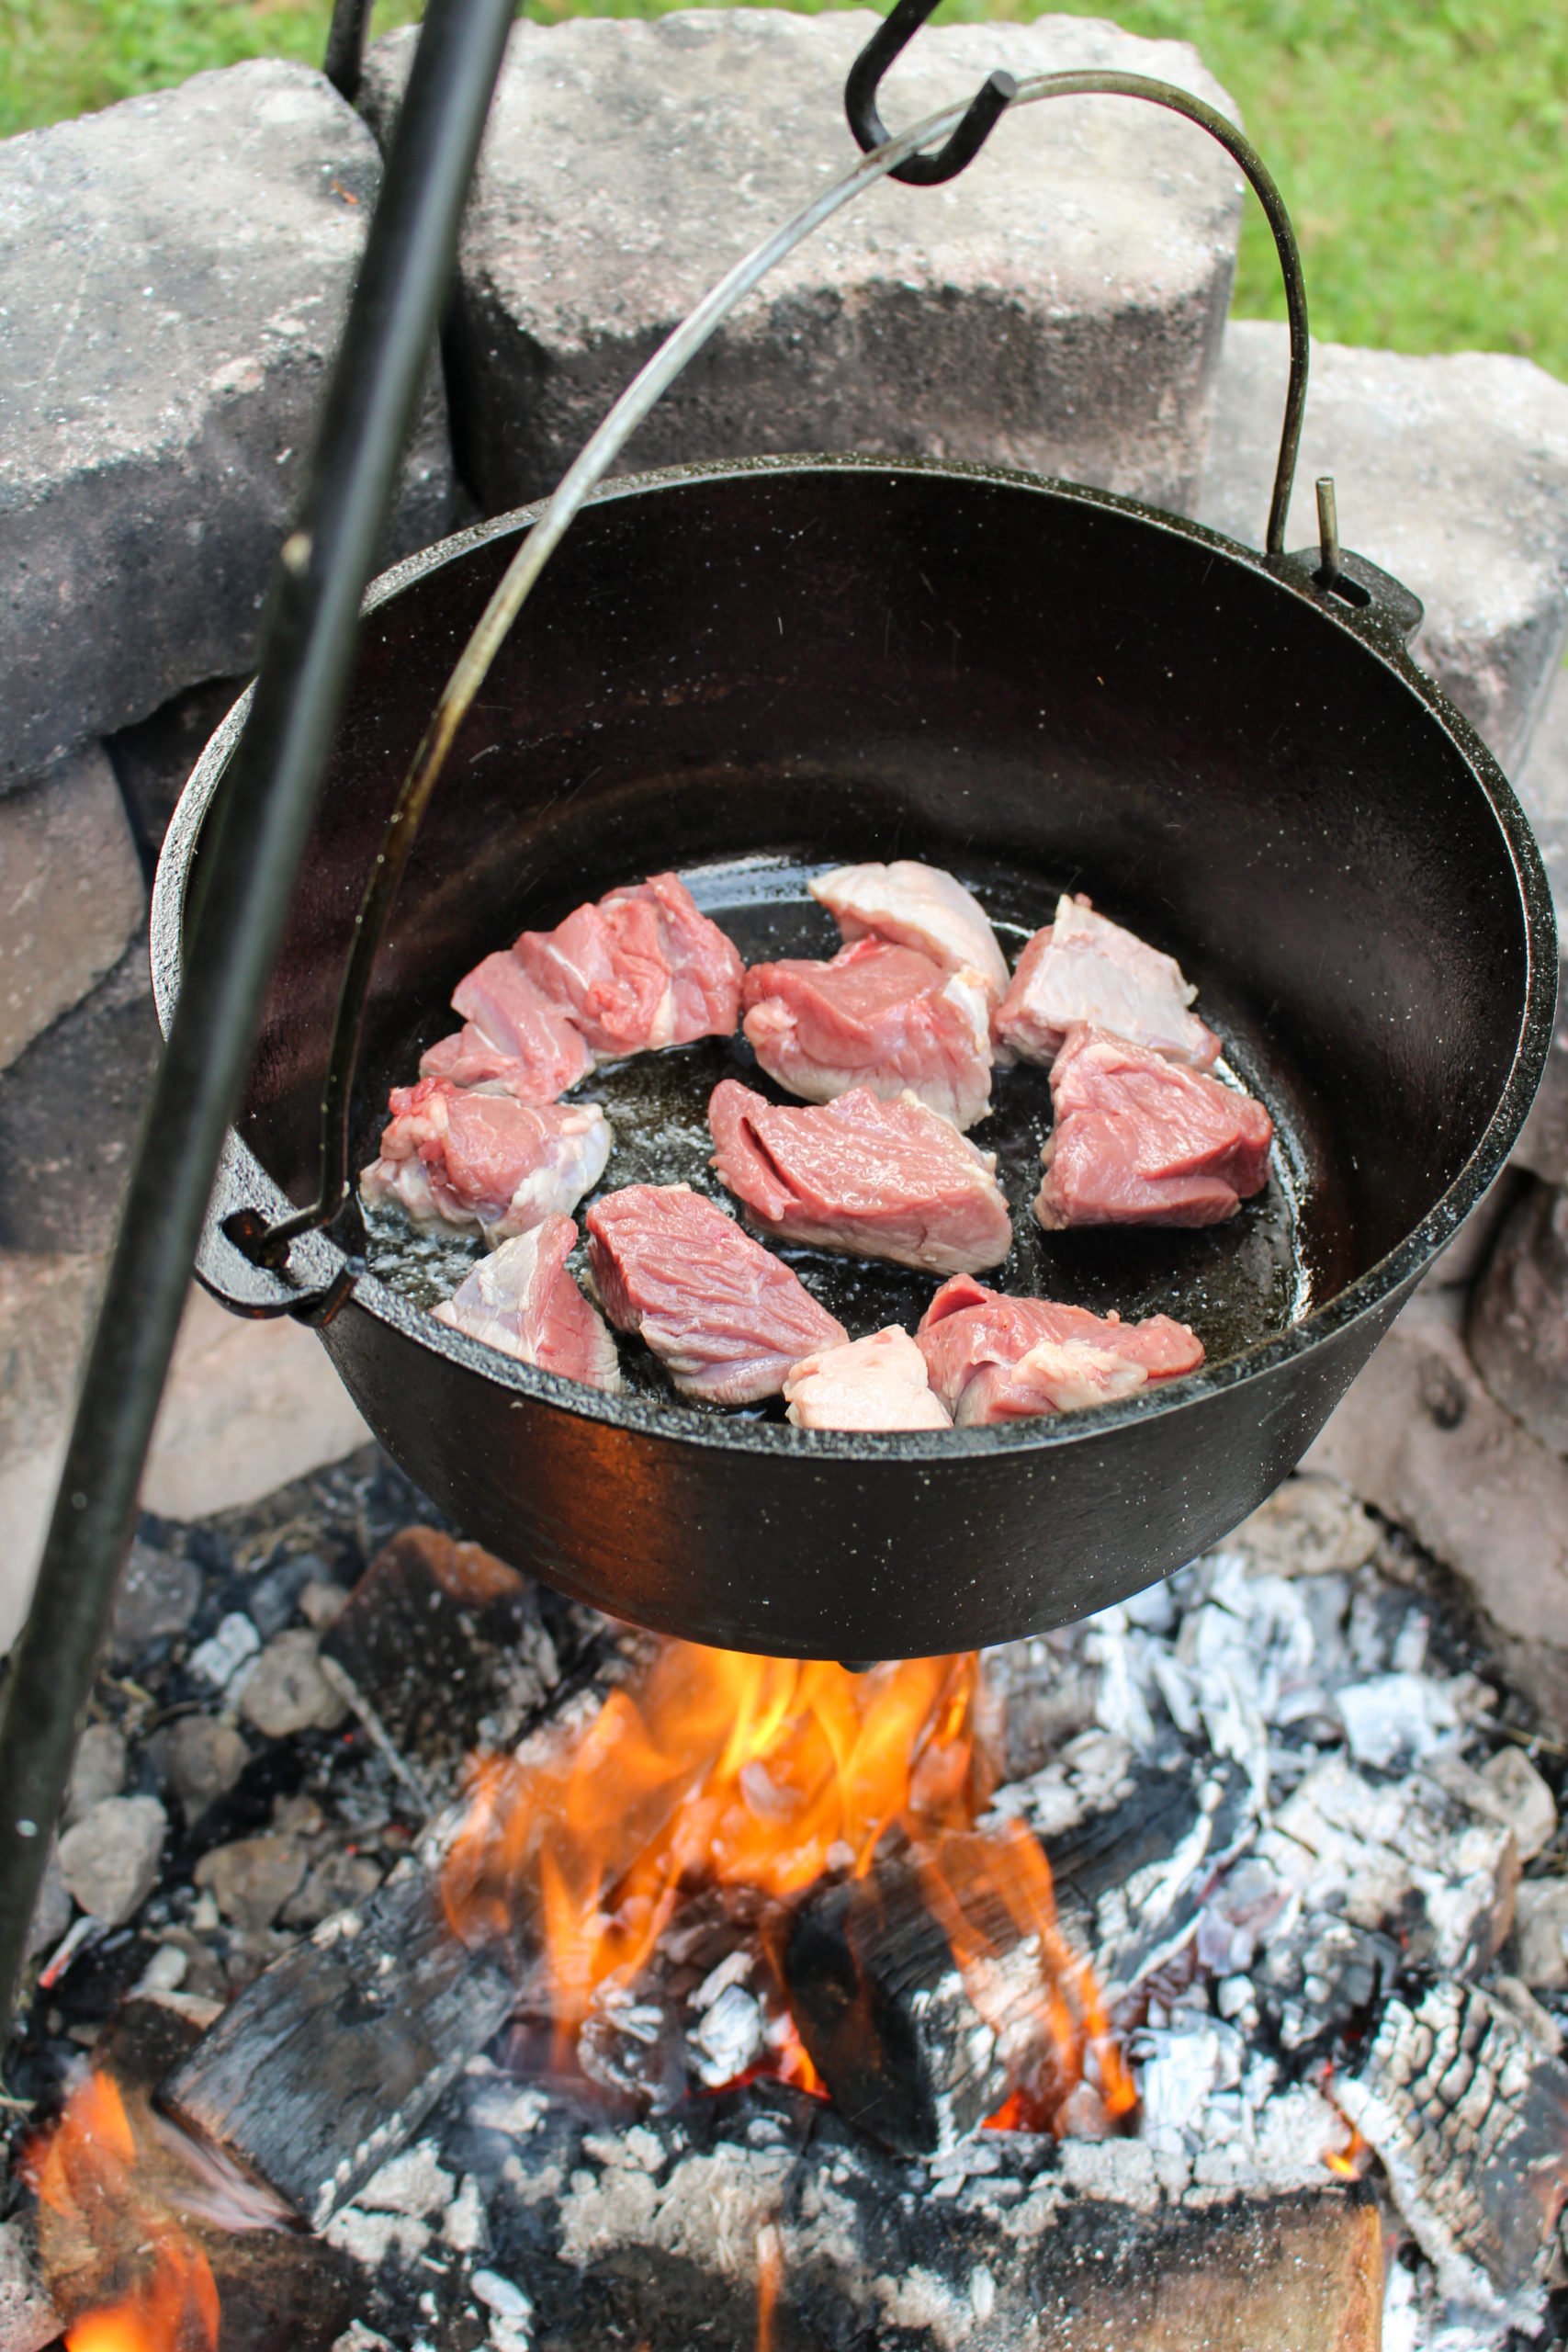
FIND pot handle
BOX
[230,51,1314,1289]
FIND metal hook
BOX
[845,0,1017,187]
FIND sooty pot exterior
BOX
[155,458,1555,1659]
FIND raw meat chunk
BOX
[993,894,1220,1069]
[1034,1026,1272,1231]
[361,1079,612,1242]
[811,859,1010,1003]
[585,1183,846,1405]
[918,1273,1204,1425]
[516,872,744,1058]
[434,1215,621,1393]
[784,1326,952,1431]
[742,939,994,1129]
[708,1080,1012,1276]
[420,949,593,1101]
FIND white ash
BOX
[186,1609,261,1690]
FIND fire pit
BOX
[6,1451,1567,2350]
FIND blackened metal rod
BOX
[325,0,377,103]
[0,0,515,2041]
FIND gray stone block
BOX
[1467,1176,1568,1458]
[0,742,143,1070]
[1304,1290,1568,1725]
[0,940,160,1253]
[0,60,455,786]
[362,10,1242,515]
[1196,321,1568,772]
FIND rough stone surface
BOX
[0,2214,59,2352]
[1197,321,1568,772]
[140,1283,372,1524]
[362,11,1241,516]
[107,670,249,865]
[238,1627,348,1738]
[1305,1289,1568,1724]
[56,1792,166,1926]
[154,1713,251,1824]
[0,941,160,1253]
[64,1721,128,1824]
[194,1831,308,1931]
[1227,1471,1378,1577]
[0,743,143,1070]
[1467,1175,1568,1456]
[1513,659,1568,1187]
[1513,1879,1568,1990]
[0,59,454,786]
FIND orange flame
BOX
[444,1644,988,2028]
[917,1820,1136,2134]
[29,2073,220,2352]
[755,2222,783,2352]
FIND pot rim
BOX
[151,452,1559,1465]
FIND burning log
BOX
[788,1758,1253,2154]
[1334,1979,1568,2315]
[159,1864,519,2230]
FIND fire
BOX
[444,1644,989,2025]
[755,2221,783,2352]
[28,2072,220,2352]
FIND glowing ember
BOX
[755,2221,783,2352]
[29,2073,220,2352]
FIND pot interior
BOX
[213,461,1533,1416]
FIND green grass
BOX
[1,0,1563,379]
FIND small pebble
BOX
[65,1724,127,1824]
[157,1714,250,1823]
[110,1540,200,1661]
[471,2269,532,2320]
[240,1629,347,1737]
[299,1577,350,1631]
[188,1611,261,1691]
[57,1794,166,1927]
[282,1849,383,1928]
[193,1833,306,1931]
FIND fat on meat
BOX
[811,859,1010,1004]
[516,871,744,1059]
[708,1079,1012,1276]
[917,1272,1204,1425]
[1034,1025,1272,1231]
[742,939,994,1130]
[360,1079,612,1242]
[993,894,1220,1069]
[434,1215,621,1393]
[585,1182,846,1405]
[420,949,593,1100]
[784,1326,952,1432]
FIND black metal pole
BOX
[0,0,514,2040]
[325,0,377,103]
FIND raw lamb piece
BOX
[1034,1026,1272,1231]
[585,1183,846,1405]
[361,1080,613,1242]
[784,1326,953,1432]
[420,949,593,1101]
[742,939,994,1130]
[434,1215,621,1393]
[917,1272,1204,1425]
[811,859,1010,1004]
[708,1080,1012,1276]
[993,894,1221,1069]
[516,872,744,1058]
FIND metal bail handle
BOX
[232,35,1314,1292]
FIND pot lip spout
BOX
[148,456,1559,1467]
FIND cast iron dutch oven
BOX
[151,439,1556,1659]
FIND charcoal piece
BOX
[785,1848,1041,2157]
[160,1867,519,2230]
[321,1526,558,1773]
[1336,1979,1568,2312]
[1254,1914,1399,2052]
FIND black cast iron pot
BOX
[151,455,1555,1658]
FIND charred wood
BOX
[159,1865,519,2230]
[1335,1978,1568,2314]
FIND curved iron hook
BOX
[845,0,1017,186]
